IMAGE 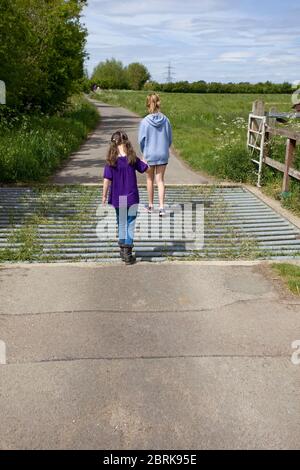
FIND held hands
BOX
[102,178,111,205]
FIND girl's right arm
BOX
[102,178,111,204]
[167,118,172,147]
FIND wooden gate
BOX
[248,100,300,191]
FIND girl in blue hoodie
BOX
[138,93,172,217]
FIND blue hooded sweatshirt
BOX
[138,113,172,166]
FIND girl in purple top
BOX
[102,130,149,265]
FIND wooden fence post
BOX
[265,106,278,160]
[282,138,297,192]
[268,107,277,128]
[252,100,265,116]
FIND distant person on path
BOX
[102,131,149,265]
[138,93,172,217]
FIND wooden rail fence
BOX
[247,100,300,191]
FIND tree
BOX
[0,0,87,113]
[125,63,150,90]
[190,81,207,93]
[143,81,161,91]
[91,59,127,89]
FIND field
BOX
[92,90,300,214]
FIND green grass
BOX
[92,90,292,180]
[0,95,99,183]
[92,90,300,214]
[272,263,300,295]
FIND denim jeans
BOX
[115,205,138,246]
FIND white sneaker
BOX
[159,208,166,217]
[144,204,153,213]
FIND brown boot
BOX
[123,245,136,265]
[118,243,125,261]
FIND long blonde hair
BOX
[106,131,137,167]
[146,93,161,114]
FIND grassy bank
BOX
[0,95,99,183]
[272,263,300,295]
[92,90,300,215]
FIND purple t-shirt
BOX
[103,156,148,208]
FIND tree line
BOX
[145,80,292,94]
[0,0,87,114]
[90,59,292,94]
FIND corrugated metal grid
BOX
[0,185,300,262]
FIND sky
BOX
[82,0,300,84]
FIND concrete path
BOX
[1,261,300,449]
[50,99,209,184]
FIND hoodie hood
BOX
[145,113,167,128]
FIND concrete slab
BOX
[1,300,300,364]
[1,262,300,449]
[0,358,299,449]
[0,264,277,315]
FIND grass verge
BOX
[272,263,300,295]
[0,95,99,183]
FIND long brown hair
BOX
[146,93,161,114]
[106,130,137,167]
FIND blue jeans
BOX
[115,205,138,246]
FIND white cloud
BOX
[258,55,300,65]
[218,51,255,62]
[86,0,224,17]
[82,0,300,83]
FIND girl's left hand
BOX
[102,195,107,205]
